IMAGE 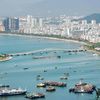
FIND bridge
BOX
[8,48,86,57]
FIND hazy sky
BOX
[0,0,100,17]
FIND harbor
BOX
[0,35,100,100]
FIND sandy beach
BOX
[0,56,12,62]
[0,32,86,45]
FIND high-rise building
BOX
[81,20,87,25]
[25,15,34,33]
[3,18,9,31]
[39,18,43,27]
[0,18,5,32]
[91,20,96,25]
[3,17,19,32]
[32,18,37,27]
[19,17,27,33]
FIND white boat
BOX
[0,88,27,96]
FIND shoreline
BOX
[0,32,86,45]
[0,32,99,55]
[0,56,12,62]
[84,47,100,55]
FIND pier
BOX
[8,48,86,57]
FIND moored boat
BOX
[37,83,46,88]
[60,76,68,80]
[25,92,45,99]
[46,86,56,92]
[0,84,10,88]
[43,81,66,87]
[23,68,29,70]
[36,77,44,80]
[69,80,95,93]
[36,74,44,80]
[0,87,27,96]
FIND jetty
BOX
[8,48,86,57]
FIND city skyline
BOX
[0,0,100,17]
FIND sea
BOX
[0,34,100,100]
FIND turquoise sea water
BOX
[0,34,100,100]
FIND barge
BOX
[43,81,66,87]
[69,80,95,93]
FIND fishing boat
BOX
[60,76,68,80]
[36,75,44,80]
[43,81,66,87]
[0,84,10,88]
[69,80,95,93]
[46,86,56,92]
[25,92,45,99]
[36,77,44,80]
[23,67,29,70]
[37,83,46,88]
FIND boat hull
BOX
[0,91,26,96]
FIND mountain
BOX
[81,13,100,23]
